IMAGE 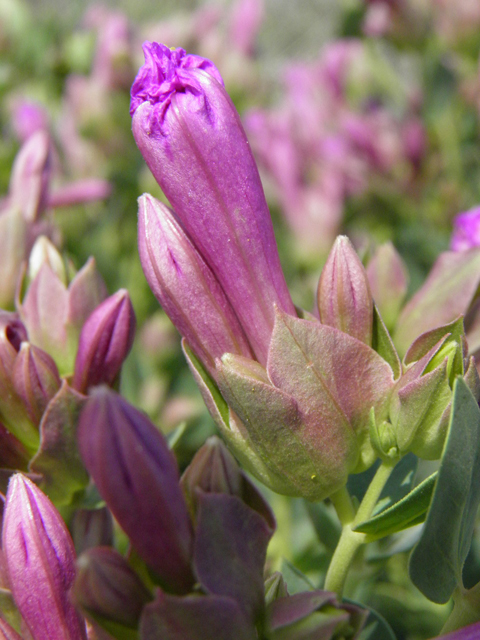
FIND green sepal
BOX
[372,305,401,380]
[353,472,436,540]
[408,377,480,604]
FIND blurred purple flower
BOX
[451,207,480,252]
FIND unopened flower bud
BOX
[0,313,38,450]
[317,236,374,345]
[9,130,51,222]
[2,474,87,640]
[131,42,295,364]
[366,242,408,331]
[13,342,61,425]
[70,508,114,555]
[72,547,152,629]
[0,202,28,309]
[73,289,136,393]
[451,206,480,252]
[137,194,253,377]
[77,387,194,593]
[28,236,67,285]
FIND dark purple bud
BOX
[131,42,295,364]
[70,507,114,555]
[72,547,152,629]
[13,342,61,425]
[137,194,253,377]
[0,423,29,471]
[73,290,136,393]
[181,436,275,530]
[77,387,194,593]
[2,474,87,640]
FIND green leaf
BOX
[409,377,480,603]
[354,604,397,640]
[304,501,341,552]
[29,381,88,506]
[279,559,315,595]
[373,453,418,514]
[353,472,436,540]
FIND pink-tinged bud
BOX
[228,0,264,56]
[451,206,480,251]
[70,508,113,555]
[2,474,87,640]
[131,42,295,364]
[9,130,51,222]
[366,242,409,331]
[0,313,38,451]
[28,236,67,284]
[48,179,112,209]
[72,547,152,629]
[0,201,29,309]
[10,99,49,143]
[77,387,194,593]
[317,236,374,345]
[13,343,61,425]
[138,194,253,377]
[73,290,136,393]
[20,256,107,376]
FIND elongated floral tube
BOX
[138,194,253,376]
[2,474,87,640]
[131,43,295,364]
[77,387,194,593]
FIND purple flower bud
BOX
[73,290,136,393]
[2,474,87,640]
[13,343,61,425]
[10,99,49,143]
[0,313,38,451]
[451,206,480,252]
[20,257,107,376]
[0,422,29,471]
[228,0,264,56]
[131,42,295,364]
[77,387,194,593]
[70,508,113,555]
[138,194,253,377]
[366,242,408,331]
[72,547,152,629]
[317,236,374,345]
[9,131,51,223]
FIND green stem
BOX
[324,461,395,597]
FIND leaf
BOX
[29,381,88,506]
[409,377,480,603]
[352,603,397,640]
[373,453,418,515]
[354,472,436,540]
[194,492,272,624]
[279,560,316,595]
[304,501,341,552]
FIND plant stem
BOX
[440,585,480,634]
[324,461,395,597]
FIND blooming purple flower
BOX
[131,42,295,364]
[451,206,480,251]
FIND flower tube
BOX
[131,42,295,364]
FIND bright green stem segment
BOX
[324,461,395,597]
